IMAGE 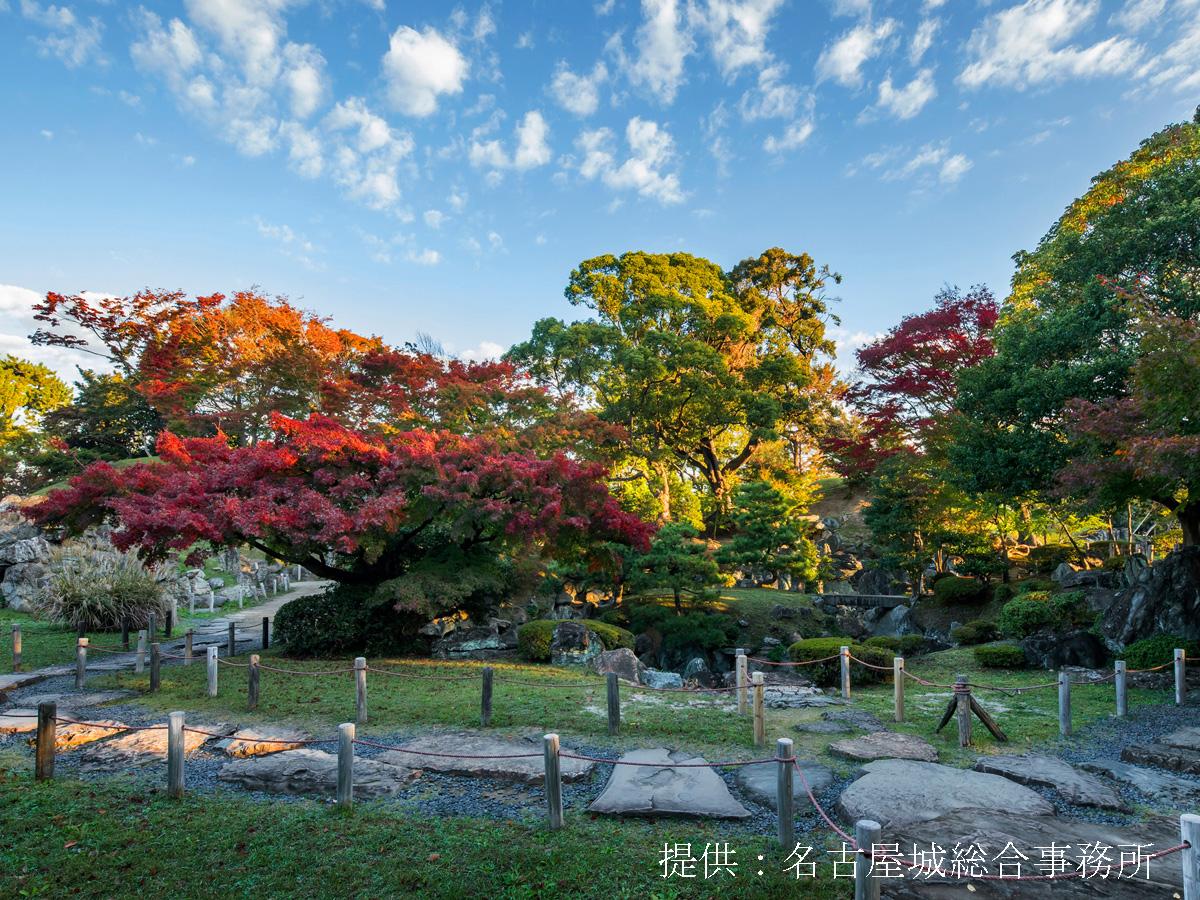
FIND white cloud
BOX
[469,110,552,172]
[324,97,415,209]
[764,119,814,153]
[382,25,468,116]
[448,187,467,211]
[119,89,142,108]
[611,0,693,104]
[131,12,203,82]
[703,102,734,175]
[738,63,803,120]
[595,0,617,13]
[576,116,685,204]
[516,30,534,49]
[872,68,936,120]
[254,214,321,270]
[959,0,1142,90]
[1132,4,1200,93]
[851,141,972,186]
[816,18,896,87]
[550,61,609,117]
[830,0,871,16]
[909,18,938,65]
[18,0,104,68]
[408,248,441,265]
[693,0,785,77]
[424,209,447,229]
[458,340,504,361]
[1112,0,1167,30]
[39,129,53,140]
[922,0,948,9]
[0,284,108,380]
[281,42,327,118]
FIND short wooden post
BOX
[76,623,85,638]
[184,629,194,666]
[75,637,87,690]
[206,646,218,697]
[355,657,367,725]
[1058,669,1071,737]
[11,624,20,673]
[606,671,620,736]
[543,733,563,830]
[228,622,236,657]
[481,666,494,727]
[148,612,156,643]
[164,608,173,639]
[735,648,748,715]
[1176,648,1187,707]
[135,630,146,673]
[752,672,765,746]
[776,737,794,848]
[167,711,185,798]
[954,674,971,747]
[1115,659,1127,717]
[121,619,130,651]
[854,819,882,900]
[189,593,195,615]
[35,701,56,781]
[248,654,260,711]
[1182,813,1199,900]
[337,723,355,807]
[840,645,851,700]
[262,616,269,650]
[893,657,905,723]
[150,643,161,692]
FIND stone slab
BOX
[972,755,1127,810]
[588,748,751,819]
[1121,742,1200,775]
[1081,758,1200,806]
[374,732,594,784]
[1162,726,1200,752]
[838,759,1054,829]
[214,727,309,758]
[793,720,856,735]
[219,749,415,799]
[0,708,37,734]
[829,731,938,763]
[735,759,833,809]
[50,720,127,751]
[78,722,235,771]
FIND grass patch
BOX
[0,610,125,672]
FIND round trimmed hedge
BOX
[1118,635,1200,670]
[787,636,894,687]
[973,642,1027,669]
[517,619,635,662]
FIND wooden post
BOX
[1115,659,1127,718]
[189,593,195,615]
[184,629,194,666]
[262,616,269,650]
[121,619,130,651]
[35,701,56,781]
[11,624,20,673]
[355,657,367,725]
[955,674,971,747]
[1176,648,1187,707]
[752,672,765,747]
[543,733,563,830]
[1058,670,1071,737]
[75,637,87,690]
[206,646,218,697]
[228,622,236,657]
[606,671,620,736]
[735,648,748,716]
[854,819,882,900]
[150,643,161,692]
[840,645,851,700]
[248,654,260,711]
[1182,813,1199,900]
[164,607,173,639]
[893,657,905,723]
[167,711,185,799]
[148,612,156,643]
[337,722,354,807]
[135,630,146,674]
[776,737,794,848]
[481,666,494,727]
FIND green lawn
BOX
[1,610,124,672]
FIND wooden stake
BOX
[840,645,851,700]
[968,695,1009,742]
[1182,813,1199,900]
[206,646,218,697]
[735,648,748,716]
[776,737,794,848]
[1176,648,1187,707]
[228,622,236,657]
[164,607,173,639]
[1058,670,1071,737]
[854,819,882,900]
[262,616,270,650]
[955,674,971,748]
[543,733,563,830]
[248,654,260,711]
[150,643,161,693]
[148,612,156,643]
[184,629,194,666]
[1115,659,1127,718]
[167,711,185,799]
[75,637,87,690]
[35,701,55,781]
[893,657,905,723]
[135,630,146,674]
[11,624,20,673]
[752,672,765,746]
[337,723,354,807]
[606,671,620,736]
[355,657,367,725]
[481,666,494,727]
[121,619,130,651]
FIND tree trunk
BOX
[1178,502,1200,546]
[673,588,683,615]
[654,461,671,524]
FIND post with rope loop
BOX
[248,654,260,711]
[893,657,904,723]
[1181,813,1199,900]
[954,675,971,748]
[75,637,87,690]
[1058,669,1071,737]
[840,645,851,700]
[11,623,20,673]
[1176,649,1187,707]
[355,657,368,725]
[854,819,881,900]
[776,737,794,849]
[206,646,218,698]
[752,672,766,747]
[1115,659,1127,718]
[167,711,185,799]
[35,701,56,781]
[185,629,194,666]
[544,733,563,830]
[337,723,354,808]
[606,672,620,736]
[150,643,161,693]
[735,648,748,716]
[135,630,147,674]
[481,666,493,728]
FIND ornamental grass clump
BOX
[36,545,166,631]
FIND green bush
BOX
[864,634,926,656]
[1027,544,1076,574]
[951,620,999,646]
[864,636,899,651]
[275,584,429,657]
[1118,635,1200,670]
[1015,578,1057,595]
[787,637,894,687]
[626,604,738,655]
[35,546,166,631]
[992,583,1015,603]
[932,576,988,604]
[1102,555,1128,571]
[1049,591,1091,628]
[516,619,635,662]
[996,596,1054,638]
[974,643,1028,669]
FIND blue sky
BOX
[1,0,1197,379]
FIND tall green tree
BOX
[718,480,819,588]
[0,356,71,494]
[626,523,722,613]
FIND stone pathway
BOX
[972,755,1127,811]
[375,732,595,784]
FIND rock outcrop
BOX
[1100,546,1200,647]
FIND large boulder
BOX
[681,656,716,687]
[852,566,901,596]
[592,648,646,684]
[588,748,751,819]
[432,623,518,661]
[0,561,47,611]
[642,669,683,689]
[1100,546,1200,646]
[870,605,916,638]
[549,621,601,666]
[1019,628,1108,669]
[0,536,49,567]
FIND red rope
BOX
[560,751,780,768]
[53,717,162,731]
[352,737,543,759]
[793,759,856,845]
[257,663,355,676]
[747,654,840,666]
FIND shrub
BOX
[1102,555,1128,572]
[864,635,899,651]
[275,584,430,657]
[1118,635,1200,670]
[932,576,987,604]
[35,546,166,631]
[626,603,737,655]
[865,634,926,656]
[951,620,999,646]
[974,643,1028,669]
[992,583,1015,604]
[1027,544,1076,574]
[996,596,1054,638]
[787,636,894,687]
[516,619,635,662]
[1049,591,1091,628]
[1015,579,1057,595]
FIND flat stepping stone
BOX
[735,759,832,809]
[219,749,415,799]
[1162,726,1200,752]
[829,731,937,762]
[374,732,594,784]
[79,722,235,771]
[761,686,829,709]
[1082,758,1200,806]
[214,727,309,758]
[0,708,37,734]
[1121,742,1200,775]
[838,759,1054,829]
[821,708,881,730]
[20,690,134,709]
[972,755,1127,810]
[588,748,751,819]
[49,720,127,751]
[793,720,855,735]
